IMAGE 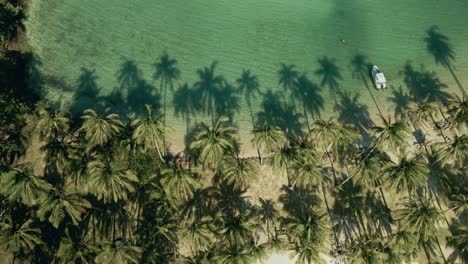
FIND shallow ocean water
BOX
[26,0,468,152]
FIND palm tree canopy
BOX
[0,167,53,206]
[190,116,237,167]
[0,216,43,257]
[382,154,428,193]
[81,109,123,150]
[87,158,138,203]
[252,122,286,155]
[436,134,467,168]
[131,104,165,152]
[398,198,443,242]
[160,165,201,203]
[35,105,70,140]
[220,157,257,190]
[95,240,142,264]
[370,117,412,155]
[36,188,91,228]
[447,95,468,132]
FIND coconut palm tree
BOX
[80,109,123,151]
[252,122,286,164]
[36,188,91,228]
[194,62,224,124]
[131,104,165,161]
[257,198,279,241]
[190,116,236,168]
[424,26,467,98]
[370,117,412,155]
[153,52,180,148]
[57,230,97,264]
[398,197,446,263]
[447,222,468,263]
[95,240,142,264]
[446,95,467,133]
[278,63,299,96]
[271,145,294,185]
[35,104,70,141]
[0,167,52,206]
[348,235,388,264]
[382,154,428,195]
[220,209,257,248]
[436,134,467,168]
[160,165,201,203]
[87,158,138,203]
[220,157,257,190]
[0,216,43,263]
[180,216,216,254]
[387,228,419,263]
[218,245,253,264]
[407,100,447,142]
[315,56,342,103]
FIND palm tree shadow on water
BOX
[350,54,384,119]
[424,25,467,98]
[315,56,342,105]
[255,90,304,139]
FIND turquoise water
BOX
[26,0,468,152]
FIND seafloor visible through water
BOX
[26,0,468,153]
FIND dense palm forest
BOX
[1,1,468,263]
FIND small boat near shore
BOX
[372,65,387,90]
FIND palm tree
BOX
[257,198,279,241]
[35,104,70,141]
[446,95,467,133]
[87,158,138,203]
[315,56,342,103]
[0,167,52,206]
[0,216,43,263]
[447,222,468,263]
[80,109,123,151]
[180,216,216,254]
[370,117,412,155]
[57,230,97,264]
[398,197,446,263]
[95,240,142,264]
[348,235,388,264]
[218,245,253,264]
[153,52,180,148]
[131,104,165,161]
[160,165,201,203]
[310,119,340,185]
[252,122,286,164]
[220,157,257,190]
[36,188,91,228]
[382,154,428,195]
[407,100,448,142]
[271,145,294,185]
[190,116,236,168]
[387,228,419,263]
[436,134,467,168]
[424,26,467,98]
[194,62,224,124]
[278,63,299,95]
[220,210,257,248]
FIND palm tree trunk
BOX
[446,64,467,99]
[421,239,432,263]
[248,103,262,164]
[435,236,448,264]
[322,182,339,245]
[154,139,164,161]
[326,149,338,185]
[266,219,270,241]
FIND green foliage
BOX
[0,0,22,45]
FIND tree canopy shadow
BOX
[69,67,101,116]
[193,62,225,125]
[0,51,44,103]
[401,62,452,104]
[334,90,373,140]
[279,185,321,218]
[424,25,466,97]
[292,73,323,128]
[255,90,304,138]
[315,56,342,103]
[387,85,411,118]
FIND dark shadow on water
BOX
[387,86,411,118]
[214,81,240,121]
[315,56,342,104]
[334,90,372,140]
[292,73,323,129]
[401,62,452,104]
[256,90,304,139]
[193,62,225,125]
[173,83,202,137]
[0,51,44,103]
[277,63,299,97]
[424,26,467,98]
[70,67,101,116]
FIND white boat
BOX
[372,65,387,90]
